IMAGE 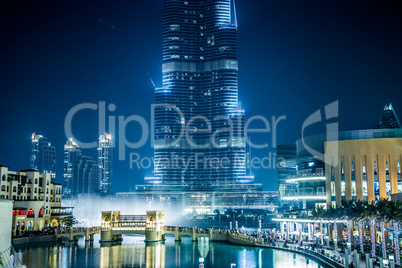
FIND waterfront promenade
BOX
[12,225,373,267]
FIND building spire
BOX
[231,0,238,27]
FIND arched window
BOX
[13,186,16,192]
[46,197,48,202]
[46,189,49,194]
[35,178,38,184]
[27,209,35,218]
[1,185,5,191]
[2,175,5,181]
[34,188,37,193]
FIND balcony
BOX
[51,212,72,216]
[50,206,74,216]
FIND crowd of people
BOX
[13,228,56,238]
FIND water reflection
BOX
[15,236,323,268]
[197,237,209,259]
[146,242,165,268]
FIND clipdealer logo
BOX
[64,101,287,170]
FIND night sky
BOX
[0,0,401,192]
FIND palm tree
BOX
[311,198,402,261]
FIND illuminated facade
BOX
[280,155,326,210]
[119,188,278,214]
[325,129,402,207]
[63,138,98,196]
[0,165,72,234]
[30,133,56,179]
[277,144,297,198]
[284,128,402,208]
[153,0,250,190]
[98,133,113,194]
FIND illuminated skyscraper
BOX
[152,0,250,190]
[98,133,113,194]
[376,103,401,129]
[30,133,56,179]
[63,138,98,196]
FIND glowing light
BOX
[285,176,326,183]
[395,221,400,265]
[281,196,326,200]
[371,219,376,258]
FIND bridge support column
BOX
[85,229,90,241]
[100,230,113,242]
[145,211,165,242]
[86,232,94,242]
[191,228,197,242]
[68,229,77,242]
[113,234,122,241]
[174,226,181,241]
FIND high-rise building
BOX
[277,144,297,197]
[153,0,249,190]
[30,133,56,179]
[98,133,113,194]
[376,103,401,129]
[63,138,98,196]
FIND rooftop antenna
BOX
[147,73,156,88]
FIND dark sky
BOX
[0,0,401,192]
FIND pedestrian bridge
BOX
[100,210,227,242]
[55,227,101,241]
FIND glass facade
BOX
[98,134,113,194]
[30,133,56,179]
[154,0,248,189]
[63,138,98,196]
[277,144,297,197]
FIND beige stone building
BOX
[325,134,402,207]
[0,165,72,234]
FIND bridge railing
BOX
[228,232,263,244]
[55,227,101,235]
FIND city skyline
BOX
[1,0,402,192]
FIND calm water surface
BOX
[15,235,325,268]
